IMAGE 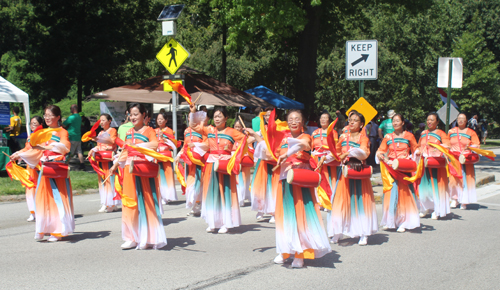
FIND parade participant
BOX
[376,113,420,232]
[448,113,480,210]
[176,111,207,216]
[155,112,178,204]
[416,112,451,220]
[233,119,254,207]
[10,116,44,222]
[328,111,378,245]
[312,112,340,199]
[13,105,74,242]
[189,104,246,234]
[109,103,167,249]
[246,109,331,268]
[87,114,120,213]
[251,107,281,222]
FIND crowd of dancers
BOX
[9,102,492,268]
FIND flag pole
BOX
[445,59,453,132]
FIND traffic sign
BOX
[156,38,190,75]
[437,103,459,125]
[345,40,378,80]
[346,97,378,125]
[437,57,463,88]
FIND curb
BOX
[476,174,496,187]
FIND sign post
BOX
[437,57,463,132]
[346,40,378,99]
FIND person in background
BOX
[414,123,425,141]
[378,109,395,139]
[481,119,491,145]
[5,106,22,153]
[80,112,91,151]
[252,107,263,132]
[118,109,133,141]
[63,104,85,170]
[335,109,346,136]
[365,119,379,166]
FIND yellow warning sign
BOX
[163,80,183,92]
[346,97,378,125]
[156,38,190,75]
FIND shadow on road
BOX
[439,212,462,221]
[66,231,111,243]
[160,237,202,252]
[338,233,389,247]
[465,204,488,211]
[304,251,342,269]
[252,246,275,253]
[162,217,187,226]
[164,200,185,206]
[74,214,84,219]
[228,223,274,235]
[410,223,435,233]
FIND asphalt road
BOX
[1,150,499,289]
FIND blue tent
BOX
[244,85,304,109]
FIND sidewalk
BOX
[371,170,495,203]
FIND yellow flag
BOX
[317,186,332,210]
[6,162,35,188]
[175,163,187,188]
[468,147,496,160]
[380,162,395,193]
[127,144,173,163]
[428,143,462,178]
[29,128,61,147]
[403,158,424,183]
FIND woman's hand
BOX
[339,152,349,161]
[244,128,255,136]
[109,162,119,174]
[187,143,195,149]
[9,152,19,161]
[189,103,196,113]
[276,153,287,167]
[376,152,386,162]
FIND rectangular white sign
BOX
[100,102,127,128]
[437,57,463,88]
[346,40,378,80]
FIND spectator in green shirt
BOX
[63,104,85,170]
[378,109,396,139]
[118,109,133,141]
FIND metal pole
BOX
[359,80,364,98]
[172,90,178,156]
[445,59,453,132]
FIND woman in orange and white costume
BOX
[14,105,74,242]
[233,119,254,207]
[88,113,120,213]
[448,113,480,210]
[154,112,178,204]
[311,112,340,202]
[110,103,166,250]
[415,112,451,220]
[189,105,246,234]
[376,113,420,232]
[10,116,44,222]
[328,112,377,246]
[246,109,331,268]
[176,111,208,216]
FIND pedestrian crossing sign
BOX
[156,38,190,75]
[346,97,378,125]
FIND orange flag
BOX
[29,126,61,147]
[227,135,248,175]
[326,118,340,161]
[6,162,35,188]
[260,109,285,161]
[82,120,101,142]
[166,80,192,105]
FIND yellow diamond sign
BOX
[156,38,190,75]
[347,97,378,124]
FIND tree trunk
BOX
[295,4,321,112]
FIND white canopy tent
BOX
[0,76,31,135]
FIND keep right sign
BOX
[345,40,378,80]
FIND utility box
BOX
[162,21,176,36]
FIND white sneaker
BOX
[382,225,389,230]
[105,205,115,213]
[397,226,406,233]
[48,235,61,242]
[137,243,149,250]
[431,212,438,220]
[256,212,265,221]
[206,227,214,233]
[269,216,275,224]
[193,203,201,216]
[27,214,35,222]
[218,226,228,234]
[274,254,284,264]
[121,241,137,249]
[187,210,194,216]
[358,235,368,246]
[330,234,342,244]
[419,210,428,218]
[34,233,45,241]
[98,204,107,213]
[450,200,458,208]
[460,204,467,210]
[291,257,304,268]
[162,199,167,205]
[239,200,245,207]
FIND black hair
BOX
[350,111,365,127]
[457,112,467,119]
[45,105,62,126]
[264,106,275,112]
[128,103,146,114]
[100,113,112,121]
[318,111,333,125]
[12,106,19,114]
[233,119,243,128]
[31,116,43,126]
[213,107,228,118]
[156,112,169,126]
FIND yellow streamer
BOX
[127,145,173,163]
[403,158,424,183]
[317,186,332,210]
[6,162,35,188]
[380,162,395,193]
[29,128,61,147]
[175,163,187,188]
[468,147,496,159]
